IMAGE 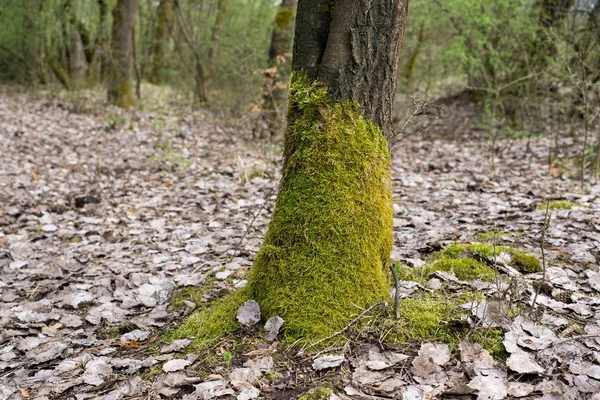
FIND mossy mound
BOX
[298,388,333,400]
[385,243,540,359]
[397,243,541,283]
[384,291,506,359]
[170,73,392,345]
[438,243,541,274]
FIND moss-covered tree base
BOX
[172,74,392,345]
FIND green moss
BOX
[298,388,333,400]
[429,258,496,281]
[109,81,134,109]
[541,200,578,210]
[169,278,215,310]
[274,6,294,29]
[389,292,483,343]
[246,73,392,341]
[137,364,162,380]
[167,289,249,347]
[469,328,507,361]
[170,73,392,346]
[384,290,505,359]
[438,244,541,274]
[509,251,542,273]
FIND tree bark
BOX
[208,0,226,66]
[257,0,297,137]
[108,0,138,108]
[149,0,174,84]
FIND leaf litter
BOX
[0,92,599,398]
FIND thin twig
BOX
[530,202,551,311]
[552,334,600,346]
[300,301,386,354]
[227,186,276,262]
[389,264,400,319]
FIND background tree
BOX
[148,0,173,84]
[108,0,138,108]
[256,0,297,137]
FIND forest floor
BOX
[1,88,600,400]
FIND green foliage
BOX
[222,351,233,364]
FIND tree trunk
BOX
[149,0,173,84]
[258,0,297,137]
[208,0,226,66]
[96,0,111,82]
[108,0,138,108]
[173,0,408,344]
[69,30,87,88]
[246,0,409,339]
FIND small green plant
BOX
[105,115,129,130]
[152,134,193,170]
[223,351,233,364]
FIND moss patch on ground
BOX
[386,242,541,359]
[169,278,216,310]
[298,388,333,400]
[166,289,249,348]
[396,242,541,283]
[541,200,578,210]
[438,243,541,274]
[383,291,506,359]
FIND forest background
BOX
[0,0,599,176]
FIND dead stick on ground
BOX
[552,334,600,346]
[390,264,400,319]
[228,186,275,262]
[531,202,551,311]
[300,301,386,354]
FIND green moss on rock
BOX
[429,258,496,281]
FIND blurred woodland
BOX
[0,0,598,129]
